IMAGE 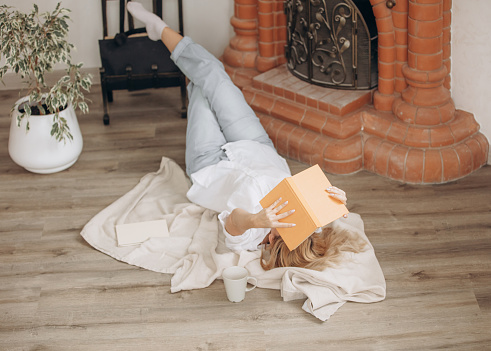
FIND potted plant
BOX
[0,3,92,173]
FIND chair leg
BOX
[107,90,114,103]
[179,75,187,119]
[100,68,110,125]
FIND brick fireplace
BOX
[221,0,489,184]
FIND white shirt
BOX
[186,140,291,251]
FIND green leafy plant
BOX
[0,3,92,142]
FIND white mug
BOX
[222,266,258,303]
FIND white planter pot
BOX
[8,97,83,174]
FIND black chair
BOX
[99,0,187,125]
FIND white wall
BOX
[451,0,491,163]
[0,0,234,78]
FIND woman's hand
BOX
[253,197,296,229]
[326,186,347,204]
[225,198,295,237]
[327,186,349,218]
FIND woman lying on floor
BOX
[127,2,368,270]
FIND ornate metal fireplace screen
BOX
[284,0,378,89]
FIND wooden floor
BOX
[1,86,490,350]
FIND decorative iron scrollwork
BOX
[285,0,378,89]
[311,1,352,85]
[285,0,308,71]
[285,0,354,87]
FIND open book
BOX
[260,165,349,251]
[115,219,169,247]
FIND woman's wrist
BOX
[226,208,255,236]
[248,211,260,229]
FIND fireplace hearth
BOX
[222,0,488,184]
[284,0,378,89]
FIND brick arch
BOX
[370,0,397,111]
[369,0,453,111]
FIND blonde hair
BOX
[260,226,368,271]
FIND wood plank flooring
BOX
[0,86,490,350]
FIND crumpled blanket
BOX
[81,157,386,321]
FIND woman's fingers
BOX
[263,198,296,228]
[327,186,345,196]
[334,195,347,205]
[270,208,295,227]
[267,198,290,213]
[326,186,347,204]
[273,200,288,213]
[266,198,291,217]
[330,193,347,204]
[274,221,296,228]
[267,197,282,211]
[275,208,295,219]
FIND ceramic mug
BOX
[222,266,257,303]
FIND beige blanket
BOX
[81,157,386,321]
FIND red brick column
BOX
[442,0,451,89]
[371,0,397,112]
[222,0,260,88]
[223,0,287,87]
[393,0,454,126]
[256,0,287,72]
[364,0,488,183]
[392,0,409,93]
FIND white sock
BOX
[127,1,167,41]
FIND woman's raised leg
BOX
[127,2,273,148]
[128,2,227,175]
[170,38,273,149]
[184,82,228,175]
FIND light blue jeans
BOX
[170,37,274,176]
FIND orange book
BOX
[260,164,349,251]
